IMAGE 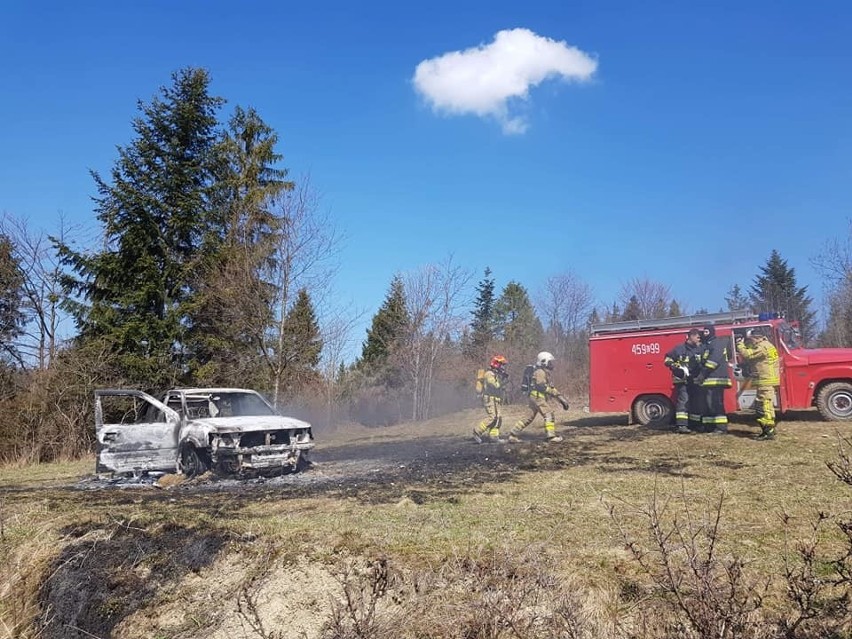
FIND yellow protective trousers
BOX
[513,393,557,437]
[474,395,503,437]
[755,386,776,428]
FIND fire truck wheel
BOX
[633,395,674,426]
[816,382,852,421]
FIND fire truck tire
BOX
[633,395,674,426]
[816,382,852,421]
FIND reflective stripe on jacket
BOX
[664,341,705,385]
[737,338,780,386]
[700,338,732,388]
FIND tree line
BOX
[0,67,846,463]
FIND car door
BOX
[94,389,181,474]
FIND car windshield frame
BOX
[182,391,277,418]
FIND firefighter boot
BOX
[488,416,505,443]
[545,421,563,443]
[755,426,776,441]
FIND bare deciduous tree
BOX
[1,213,77,370]
[401,257,471,421]
[618,276,679,320]
[263,176,340,407]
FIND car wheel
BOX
[180,445,210,478]
[816,382,852,421]
[634,395,674,426]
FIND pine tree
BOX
[360,275,410,370]
[278,288,322,392]
[622,296,641,321]
[0,234,24,367]
[467,267,495,359]
[588,308,601,327]
[57,67,224,388]
[750,250,816,343]
[493,281,543,356]
[725,284,750,311]
[668,300,682,317]
[188,105,293,383]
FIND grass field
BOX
[1,407,850,638]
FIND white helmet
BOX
[537,351,555,368]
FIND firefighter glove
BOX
[558,395,570,410]
[695,372,707,385]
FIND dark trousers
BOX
[702,386,729,430]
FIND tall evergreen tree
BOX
[725,284,750,311]
[189,105,293,383]
[360,275,410,371]
[0,234,25,367]
[467,267,495,359]
[750,250,816,343]
[493,281,543,356]
[622,295,641,321]
[278,288,322,392]
[56,67,224,388]
[668,300,682,317]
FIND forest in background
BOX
[1,67,851,464]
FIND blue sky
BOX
[1,1,851,357]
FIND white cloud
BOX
[413,28,597,135]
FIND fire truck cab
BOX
[589,310,852,424]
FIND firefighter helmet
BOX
[537,351,555,368]
[490,354,507,370]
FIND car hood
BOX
[793,348,852,366]
[188,415,312,433]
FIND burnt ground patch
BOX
[38,520,230,639]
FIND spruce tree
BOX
[0,234,24,367]
[493,281,543,356]
[725,284,750,312]
[279,288,322,391]
[622,296,641,321]
[750,250,815,343]
[467,267,495,359]
[189,105,293,383]
[57,67,224,388]
[360,275,410,370]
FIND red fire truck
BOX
[589,310,852,424]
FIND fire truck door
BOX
[731,327,779,411]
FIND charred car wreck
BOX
[95,388,315,477]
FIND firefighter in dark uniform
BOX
[695,324,732,434]
[663,328,705,433]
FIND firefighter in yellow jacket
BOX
[736,327,780,440]
[508,351,570,443]
[472,355,509,443]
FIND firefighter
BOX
[736,327,780,440]
[663,328,705,433]
[472,355,509,443]
[695,324,732,434]
[508,351,570,443]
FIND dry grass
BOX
[0,408,850,638]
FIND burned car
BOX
[94,387,315,477]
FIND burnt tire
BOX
[816,382,852,421]
[634,395,674,426]
[180,445,210,478]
